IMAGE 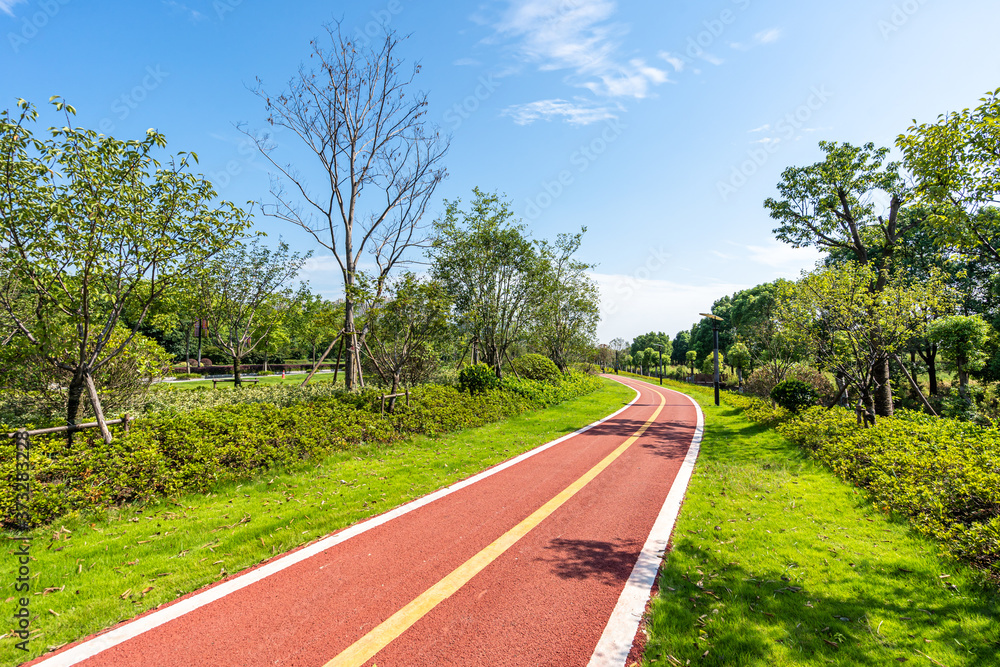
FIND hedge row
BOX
[1,374,603,527]
[726,393,1000,579]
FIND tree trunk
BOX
[263,337,269,373]
[233,354,242,387]
[344,299,358,390]
[873,358,893,417]
[388,373,400,412]
[83,370,113,444]
[66,368,86,444]
[919,344,938,395]
[958,358,971,404]
[196,325,203,367]
[184,323,192,374]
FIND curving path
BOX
[30,376,702,667]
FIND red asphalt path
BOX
[30,377,702,667]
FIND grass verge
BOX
[623,375,1000,667]
[0,377,634,665]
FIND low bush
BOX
[459,363,498,394]
[1,375,603,528]
[744,364,836,403]
[510,353,562,384]
[770,379,820,413]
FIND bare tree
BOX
[244,23,449,391]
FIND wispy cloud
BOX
[0,0,26,16]
[745,239,822,275]
[493,0,668,124]
[658,51,685,73]
[730,27,782,51]
[163,0,205,23]
[502,98,621,125]
[453,57,482,67]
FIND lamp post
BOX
[652,342,665,386]
[699,312,724,406]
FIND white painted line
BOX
[588,379,705,667]
[36,384,641,667]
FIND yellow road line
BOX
[325,387,667,667]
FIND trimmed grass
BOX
[162,372,343,391]
[626,375,1000,666]
[0,377,634,665]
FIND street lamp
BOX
[652,342,666,386]
[699,312,724,406]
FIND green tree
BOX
[685,349,697,378]
[765,140,920,417]
[534,228,600,371]
[898,88,1000,263]
[671,330,691,365]
[200,239,309,386]
[780,262,953,425]
[364,273,451,404]
[927,315,993,403]
[727,341,751,390]
[430,188,543,378]
[0,99,248,441]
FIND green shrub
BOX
[257,371,276,377]
[770,379,820,413]
[1,374,604,528]
[459,363,498,394]
[510,353,562,384]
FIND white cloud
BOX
[453,57,482,67]
[744,239,822,275]
[748,124,771,133]
[0,0,25,16]
[502,98,620,125]
[730,26,782,51]
[755,27,782,44]
[658,51,685,73]
[492,0,669,123]
[163,1,205,22]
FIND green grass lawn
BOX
[626,376,1000,666]
[1,377,634,665]
[162,371,343,391]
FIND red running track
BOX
[30,376,701,667]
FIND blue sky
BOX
[2,0,999,342]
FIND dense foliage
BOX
[1,373,602,527]
[769,379,820,413]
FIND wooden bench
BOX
[211,378,261,389]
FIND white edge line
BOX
[588,378,706,667]
[37,383,642,667]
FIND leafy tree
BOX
[534,228,600,371]
[630,331,670,358]
[765,141,919,417]
[0,99,248,441]
[685,349,697,378]
[199,239,309,386]
[701,352,725,377]
[609,337,630,373]
[727,341,751,390]
[246,23,449,391]
[363,273,450,404]
[927,314,993,403]
[430,188,543,378]
[898,88,1000,263]
[671,330,691,365]
[780,262,952,425]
